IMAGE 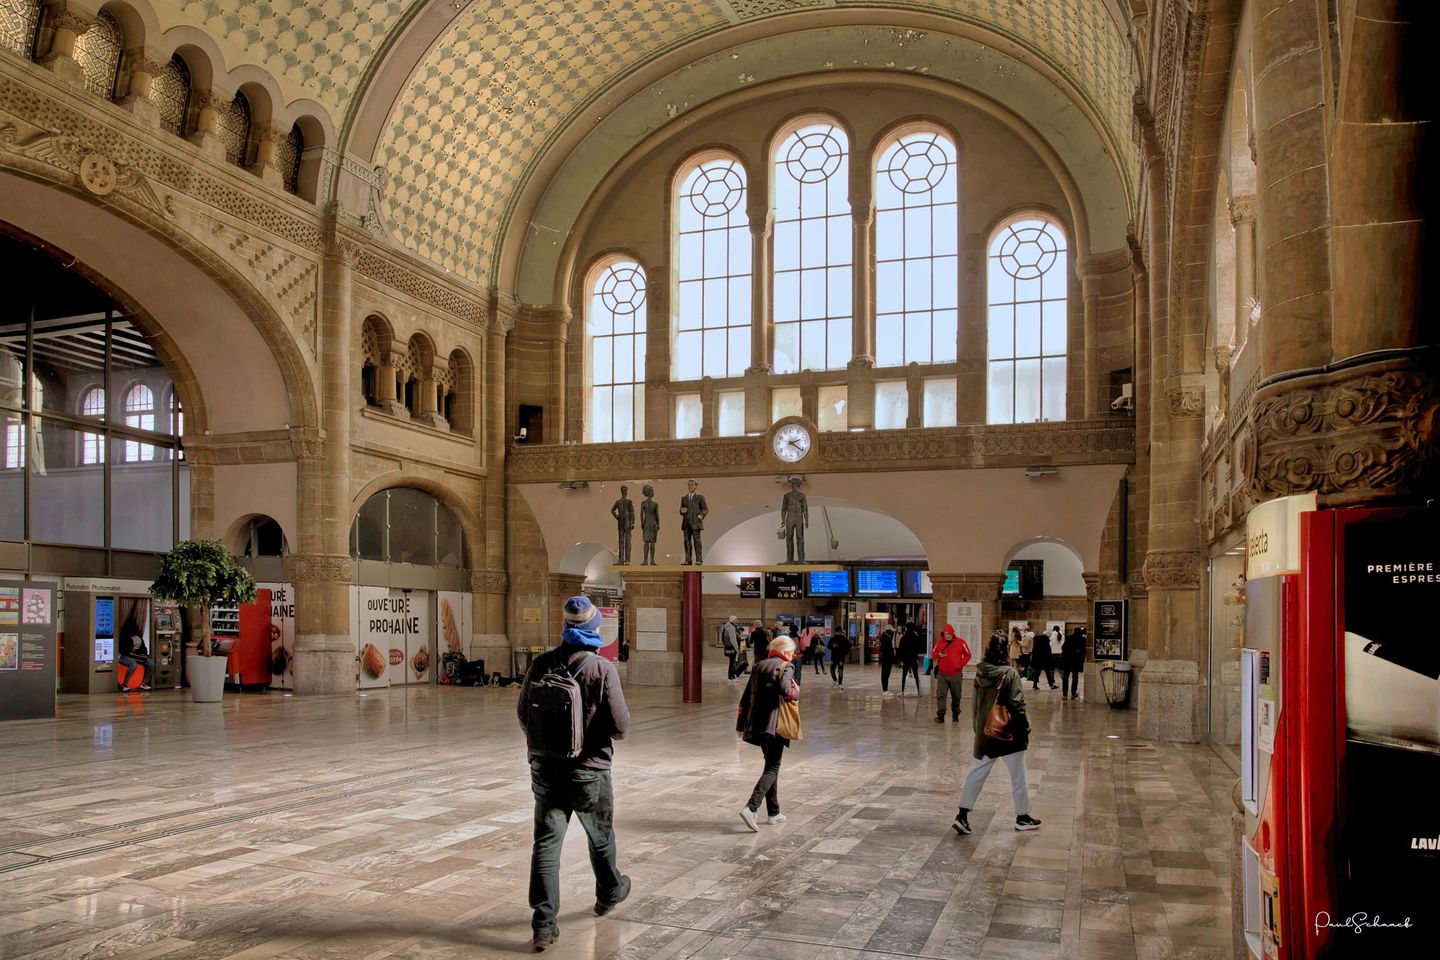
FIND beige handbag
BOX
[777,697,803,740]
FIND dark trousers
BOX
[1062,669,1080,697]
[746,735,785,815]
[899,660,920,692]
[880,657,893,692]
[831,657,846,685]
[726,651,740,679]
[812,649,824,673]
[528,762,624,932]
[683,528,702,563]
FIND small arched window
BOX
[217,90,252,167]
[772,120,851,374]
[586,260,647,443]
[0,0,42,58]
[73,11,123,102]
[277,123,303,195]
[673,156,751,380]
[446,349,473,435]
[123,382,156,462]
[875,129,959,366]
[153,55,192,138]
[80,387,105,465]
[986,215,1068,424]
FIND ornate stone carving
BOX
[1167,387,1204,419]
[1245,353,1439,505]
[286,554,354,584]
[0,125,165,214]
[1142,549,1203,588]
[719,0,835,22]
[471,569,509,595]
[78,152,115,194]
[197,213,319,353]
[1228,194,1257,224]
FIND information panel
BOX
[855,569,900,596]
[0,581,58,721]
[806,570,850,597]
[739,576,761,599]
[1092,599,1127,660]
[764,572,804,599]
[903,569,932,596]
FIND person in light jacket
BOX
[951,634,1041,835]
[736,636,800,831]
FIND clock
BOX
[772,422,813,463]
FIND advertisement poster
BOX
[1341,509,1439,936]
[436,591,470,663]
[21,588,51,625]
[259,582,296,690]
[355,587,431,687]
[0,582,57,720]
[1091,601,1126,660]
[0,633,15,670]
[0,586,17,626]
[597,606,621,661]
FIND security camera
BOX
[1111,395,1134,412]
[514,426,528,441]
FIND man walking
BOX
[932,624,972,723]
[679,479,708,564]
[721,615,741,680]
[517,596,633,951]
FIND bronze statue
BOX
[781,476,809,563]
[640,484,660,565]
[610,484,634,565]
[679,479,708,565]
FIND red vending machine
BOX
[1241,498,1438,958]
[221,589,272,688]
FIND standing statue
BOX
[640,484,660,566]
[679,478,709,565]
[610,484,634,565]
[781,476,809,564]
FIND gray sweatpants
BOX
[957,751,1030,816]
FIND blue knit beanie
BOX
[563,595,602,632]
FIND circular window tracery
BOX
[885,136,951,194]
[597,263,646,316]
[997,223,1060,280]
[784,128,844,184]
[687,162,745,217]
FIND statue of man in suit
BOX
[640,484,660,565]
[781,476,809,563]
[679,479,709,565]
[610,484,634,565]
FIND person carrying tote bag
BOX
[735,635,800,831]
[951,633,1041,836]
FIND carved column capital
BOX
[1243,349,1440,506]
[1141,549,1203,589]
[51,9,92,36]
[490,293,522,335]
[323,208,365,263]
[1167,387,1205,419]
[1228,194,1257,225]
[286,554,353,584]
[470,569,509,595]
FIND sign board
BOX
[522,607,542,623]
[0,581,58,721]
[1245,492,1317,579]
[597,606,621,661]
[855,569,900,596]
[259,582,296,690]
[739,576,760,599]
[354,586,431,687]
[1092,600,1126,660]
[764,572,803,599]
[947,602,982,649]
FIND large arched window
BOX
[586,259,647,443]
[0,0,42,58]
[875,129,959,366]
[350,487,470,569]
[152,55,192,138]
[772,121,851,373]
[673,157,751,380]
[73,11,123,102]
[986,215,1068,423]
[80,387,105,464]
[123,383,156,462]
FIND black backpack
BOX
[524,651,592,759]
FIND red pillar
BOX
[682,570,702,703]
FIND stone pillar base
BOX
[625,651,682,686]
[189,131,228,162]
[469,639,510,677]
[292,636,356,695]
[42,55,85,90]
[1136,658,1201,741]
[121,95,160,128]
[415,412,450,431]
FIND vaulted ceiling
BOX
[147,1,1137,294]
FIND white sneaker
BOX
[766,813,786,825]
[739,807,758,832]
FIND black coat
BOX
[1061,629,1086,671]
[737,657,799,745]
[879,629,895,663]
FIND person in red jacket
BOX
[932,624,972,723]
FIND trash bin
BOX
[1100,661,1133,709]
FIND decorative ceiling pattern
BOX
[151,0,416,114]
[373,0,1134,287]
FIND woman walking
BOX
[736,635,800,831]
[951,634,1041,835]
[1008,626,1023,670]
[897,624,923,696]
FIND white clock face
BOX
[772,423,812,463]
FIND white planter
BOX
[189,655,228,703]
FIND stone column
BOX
[744,214,773,434]
[621,569,683,686]
[468,568,508,674]
[1230,197,1257,337]
[956,236,986,423]
[40,8,88,90]
[851,190,875,366]
[904,362,923,428]
[249,124,287,189]
[120,53,163,127]
[291,216,363,695]
[188,90,230,162]
[375,340,406,416]
[1252,0,1333,374]
[1075,248,1133,417]
[928,574,1005,647]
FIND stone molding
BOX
[1242,351,1439,506]
[509,420,1134,481]
[285,554,354,584]
[470,569,508,595]
[1141,549,1203,588]
[928,573,1004,602]
[182,427,323,465]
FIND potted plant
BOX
[150,539,257,702]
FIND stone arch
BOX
[348,473,483,569]
[225,512,290,557]
[558,541,613,577]
[1001,536,1087,595]
[445,346,475,435]
[0,170,318,432]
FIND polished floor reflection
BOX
[0,664,1235,959]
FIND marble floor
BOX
[0,663,1237,960]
